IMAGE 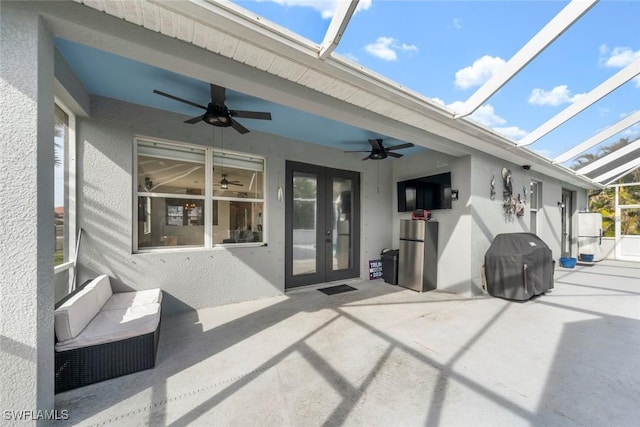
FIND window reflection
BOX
[135,139,266,250]
[213,201,263,244]
[137,197,205,247]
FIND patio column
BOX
[1,2,56,418]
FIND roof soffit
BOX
[65,0,600,188]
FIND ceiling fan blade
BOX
[344,150,371,153]
[361,155,371,161]
[386,142,414,151]
[230,118,250,134]
[368,139,383,150]
[210,84,226,104]
[388,152,403,158]
[184,115,204,124]
[153,90,207,110]
[230,182,244,187]
[230,110,272,120]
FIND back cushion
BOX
[54,280,105,342]
[86,274,113,308]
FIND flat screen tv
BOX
[397,172,452,212]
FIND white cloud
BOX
[400,43,418,53]
[340,52,359,62]
[621,123,640,138]
[528,85,585,106]
[365,37,418,61]
[494,126,529,141]
[453,18,462,29]
[530,148,554,159]
[447,101,506,127]
[259,0,372,19]
[619,110,640,119]
[599,45,640,87]
[599,44,640,68]
[436,99,528,141]
[454,55,506,89]
[469,104,507,127]
[445,100,463,110]
[619,113,640,137]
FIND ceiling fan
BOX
[153,83,272,134]
[345,139,415,160]
[215,174,243,190]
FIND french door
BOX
[285,162,360,289]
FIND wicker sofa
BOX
[54,275,162,393]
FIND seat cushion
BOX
[55,302,161,352]
[54,285,102,342]
[85,274,113,308]
[101,289,162,311]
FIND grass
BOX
[54,250,64,266]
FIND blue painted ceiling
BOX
[55,38,424,158]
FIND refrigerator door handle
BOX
[599,229,602,245]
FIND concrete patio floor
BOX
[55,260,640,426]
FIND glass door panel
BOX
[332,177,352,271]
[292,172,318,276]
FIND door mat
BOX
[318,284,357,295]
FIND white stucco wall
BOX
[389,148,588,297]
[1,3,56,416]
[468,151,588,293]
[76,97,393,314]
[391,151,473,294]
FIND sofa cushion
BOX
[101,289,162,311]
[54,285,102,342]
[86,274,113,308]
[55,303,161,352]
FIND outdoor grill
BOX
[484,233,554,300]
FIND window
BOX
[53,100,77,302]
[134,138,265,250]
[54,102,76,267]
[212,150,264,244]
[530,181,540,234]
[618,185,640,236]
[54,105,67,265]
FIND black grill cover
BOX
[484,233,554,300]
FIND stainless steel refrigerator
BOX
[578,212,603,261]
[398,219,438,292]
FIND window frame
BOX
[133,136,266,253]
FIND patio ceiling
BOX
[65,0,639,188]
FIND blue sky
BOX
[232,0,639,164]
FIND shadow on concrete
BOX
[55,261,640,426]
[533,300,640,426]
